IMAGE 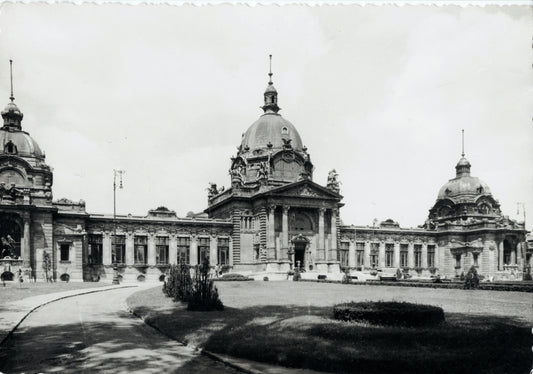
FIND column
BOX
[348,240,356,268]
[318,208,326,260]
[378,242,385,268]
[422,243,428,269]
[510,245,516,265]
[103,232,112,265]
[169,234,177,265]
[498,240,504,270]
[329,208,338,261]
[393,242,400,268]
[364,241,370,268]
[434,244,439,268]
[517,242,523,268]
[267,205,276,259]
[228,236,233,267]
[408,242,414,268]
[210,235,218,266]
[147,234,156,266]
[282,205,290,260]
[125,233,134,265]
[23,219,30,265]
[190,235,198,266]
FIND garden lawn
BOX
[0,281,107,303]
[127,281,533,374]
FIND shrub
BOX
[464,266,480,289]
[187,258,224,311]
[459,271,465,281]
[333,301,445,327]
[317,274,327,280]
[215,273,253,282]
[396,268,402,280]
[163,263,193,302]
[263,276,269,281]
[342,269,351,284]
[293,268,301,281]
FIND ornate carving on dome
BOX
[327,169,340,194]
[477,202,492,214]
[282,138,292,149]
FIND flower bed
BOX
[333,301,445,327]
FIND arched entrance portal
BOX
[290,234,310,271]
[0,214,22,259]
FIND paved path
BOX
[0,287,239,374]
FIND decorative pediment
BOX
[266,181,341,200]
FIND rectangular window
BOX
[134,236,148,265]
[198,237,210,265]
[356,242,364,266]
[473,253,479,267]
[112,235,126,264]
[338,241,349,268]
[385,243,394,267]
[455,254,461,268]
[177,236,190,264]
[218,238,229,265]
[400,244,408,268]
[88,234,103,265]
[60,243,70,262]
[370,243,379,268]
[156,236,169,265]
[427,245,435,268]
[414,244,422,268]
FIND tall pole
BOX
[112,169,124,285]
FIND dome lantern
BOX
[261,55,280,114]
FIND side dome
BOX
[0,129,44,158]
[241,113,303,153]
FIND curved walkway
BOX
[0,285,240,373]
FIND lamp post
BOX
[112,169,125,285]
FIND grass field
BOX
[0,281,107,303]
[127,281,533,374]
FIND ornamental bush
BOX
[333,301,445,327]
[163,263,193,302]
[293,268,302,281]
[187,258,224,311]
[464,266,480,289]
[215,273,253,281]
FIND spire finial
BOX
[461,129,465,157]
[9,59,14,102]
[268,54,273,85]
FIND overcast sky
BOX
[0,3,531,230]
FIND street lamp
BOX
[112,169,125,285]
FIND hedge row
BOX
[333,301,445,327]
[300,279,533,292]
[214,273,254,282]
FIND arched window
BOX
[281,126,289,135]
[4,141,17,154]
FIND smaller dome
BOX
[241,113,303,153]
[0,129,43,157]
[1,101,23,117]
[265,84,277,93]
[456,157,470,167]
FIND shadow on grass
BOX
[0,308,235,374]
[130,290,532,374]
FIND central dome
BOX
[241,112,303,153]
[436,156,491,201]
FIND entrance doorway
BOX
[294,242,305,270]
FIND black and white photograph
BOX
[0,1,531,373]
